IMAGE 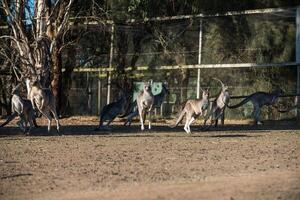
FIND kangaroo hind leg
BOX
[184,113,193,134]
[138,107,145,131]
[252,105,262,125]
[41,109,52,133]
[148,110,152,130]
[50,108,60,134]
[17,115,26,133]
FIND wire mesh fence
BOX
[67,8,296,69]
[65,66,297,122]
[59,7,298,122]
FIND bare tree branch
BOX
[50,0,74,53]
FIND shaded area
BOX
[208,134,253,138]
[0,120,299,137]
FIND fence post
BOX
[107,23,115,104]
[87,72,92,114]
[98,71,102,115]
[296,6,300,119]
[197,19,203,98]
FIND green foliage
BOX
[248,20,295,63]
[61,0,298,118]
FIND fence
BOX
[1,6,298,122]
[59,6,299,122]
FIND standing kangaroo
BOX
[123,82,169,126]
[25,77,60,133]
[136,81,154,130]
[0,84,38,134]
[204,78,230,127]
[173,89,210,134]
[227,89,283,125]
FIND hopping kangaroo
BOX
[204,78,230,127]
[227,89,283,125]
[173,89,210,134]
[123,82,169,126]
[95,90,129,130]
[25,77,60,133]
[136,81,154,130]
[0,84,38,133]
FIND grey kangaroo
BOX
[123,82,169,126]
[95,90,129,130]
[172,89,210,134]
[227,89,283,125]
[0,84,38,134]
[136,80,154,130]
[25,77,60,133]
[204,78,230,127]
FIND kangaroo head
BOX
[143,81,152,93]
[222,84,229,92]
[202,88,209,99]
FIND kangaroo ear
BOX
[278,88,284,94]
[149,79,153,85]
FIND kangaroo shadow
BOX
[207,134,253,138]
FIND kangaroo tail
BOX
[170,109,186,128]
[227,96,251,109]
[0,112,18,127]
[99,105,109,126]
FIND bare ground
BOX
[0,117,300,200]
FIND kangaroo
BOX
[172,89,210,134]
[0,84,38,134]
[204,78,230,128]
[95,90,129,130]
[123,82,169,126]
[227,89,284,125]
[25,77,60,133]
[136,80,154,130]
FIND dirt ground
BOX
[0,116,300,200]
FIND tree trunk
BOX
[51,43,62,115]
[0,78,11,116]
[181,69,190,101]
[60,47,76,117]
[116,28,128,74]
